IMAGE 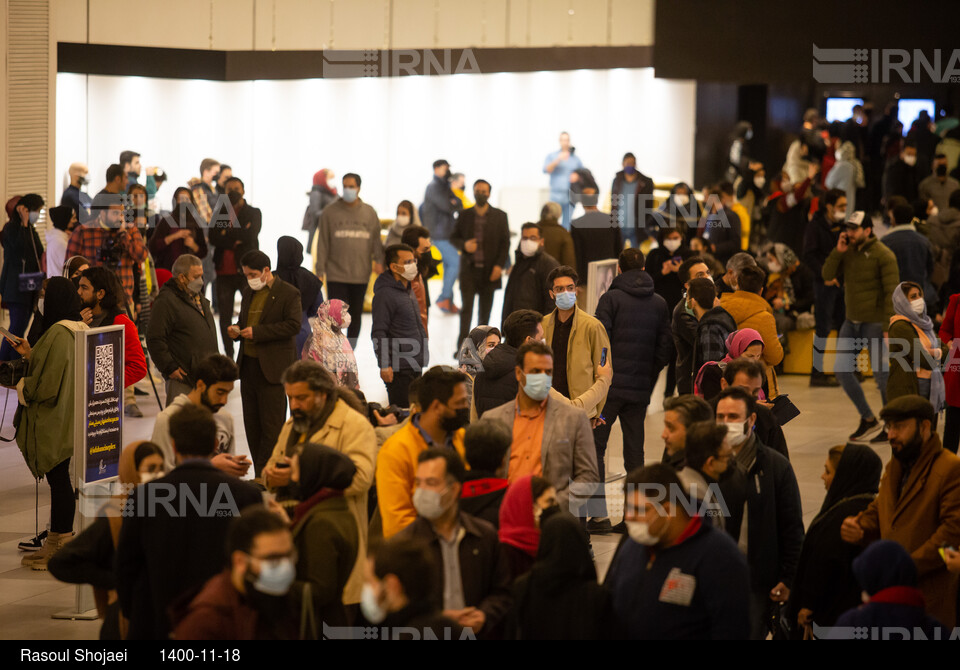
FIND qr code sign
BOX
[94,344,115,394]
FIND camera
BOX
[97,233,123,268]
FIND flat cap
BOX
[879,394,935,424]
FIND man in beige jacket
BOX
[262,361,376,609]
[541,265,611,420]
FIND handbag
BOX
[18,226,46,293]
[0,357,28,388]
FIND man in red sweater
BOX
[77,266,147,416]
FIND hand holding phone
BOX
[600,347,608,367]
[0,326,21,345]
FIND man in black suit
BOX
[451,179,510,347]
[115,404,262,640]
[228,249,301,476]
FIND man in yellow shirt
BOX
[376,367,469,537]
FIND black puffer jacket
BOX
[473,343,519,417]
[501,249,559,322]
[371,271,428,372]
[595,269,672,405]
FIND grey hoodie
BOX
[315,197,384,284]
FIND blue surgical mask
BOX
[624,165,637,175]
[28,211,39,224]
[250,557,295,596]
[342,188,359,203]
[522,372,552,401]
[555,291,577,311]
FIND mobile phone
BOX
[940,545,957,561]
[0,326,21,345]
[274,462,290,470]
[600,347,608,366]
[672,256,683,263]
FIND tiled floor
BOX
[0,279,904,640]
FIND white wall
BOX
[57,68,695,262]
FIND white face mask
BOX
[833,209,847,222]
[139,471,162,484]
[721,420,748,447]
[910,297,925,315]
[768,260,782,273]
[674,194,690,207]
[903,154,917,166]
[395,214,410,227]
[626,520,660,546]
[520,239,540,257]
[247,273,266,291]
[361,583,387,624]
[412,487,450,520]
[663,238,682,252]
[754,176,765,189]
[399,262,419,281]
[835,150,843,161]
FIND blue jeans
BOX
[811,282,844,374]
[835,320,888,419]
[433,239,460,303]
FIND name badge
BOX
[659,567,696,607]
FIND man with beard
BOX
[76,267,147,416]
[262,360,376,614]
[151,354,250,477]
[841,394,960,628]
[172,507,299,640]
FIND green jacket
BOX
[16,321,87,478]
[822,237,899,330]
[886,317,947,402]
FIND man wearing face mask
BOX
[116,404,262,639]
[451,179,510,348]
[541,266,611,420]
[672,257,712,394]
[481,341,599,522]
[60,162,92,223]
[715,387,803,639]
[377,368,469,538]
[372,244,429,407]
[501,223,559,321]
[172,507,299,640]
[823,211,900,442]
[802,189,847,387]
[610,152,654,249]
[840,394,960,628]
[314,172,383,345]
[361,536,463,636]
[229,250,302,477]
[147,254,220,405]
[209,176,262,357]
[420,160,463,314]
[151,354,249,477]
[919,154,960,219]
[395,448,511,636]
[883,141,921,205]
[604,464,750,639]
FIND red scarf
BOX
[498,475,540,557]
[461,477,510,499]
[870,586,926,609]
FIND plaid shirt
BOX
[66,223,147,304]
[192,182,216,224]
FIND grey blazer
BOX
[481,397,599,515]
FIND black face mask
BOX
[228,191,243,205]
[440,407,470,433]
[474,194,489,207]
[937,164,948,177]
[893,430,924,464]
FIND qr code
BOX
[94,344,115,394]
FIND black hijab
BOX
[814,443,882,524]
[529,514,596,594]
[296,442,356,501]
[276,236,323,313]
[41,276,83,335]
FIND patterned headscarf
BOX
[302,299,359,389]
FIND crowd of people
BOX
[2,102,960,640]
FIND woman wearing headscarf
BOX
[498,476,558,581]
[694,328,765,400]
[761,242,816,336]
[788,443,881,639]
[384,200,420,248]
[833,540,945,637]
[276,236,325,353]
[288,442,359,635]
[658,182,703,233]
[48,441,164,639]
[887,281,946,416]
[63,255,91,281]
[303,168,338,253]
[301,299,359,389]
[645,223,693,398]
[457,325,501,406]
[506,514,612,640]
[12,277,89,570]
[762,169,815,258]
[826,140,865,212]
[148,187,207,271]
